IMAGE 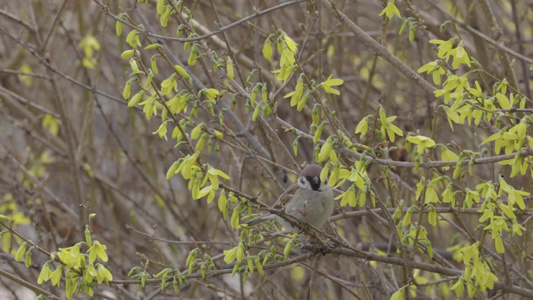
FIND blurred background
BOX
[0,0,532,299]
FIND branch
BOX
[94,0,305,43]
[476,0,518,90]
[319,0,436,96]
[0,269,60,300]
[427,1,533,66]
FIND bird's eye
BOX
[305,175,312,181]
[300,178,306,184]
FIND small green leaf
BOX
[313,122,324,144]
[51,265,63,286]
[145,43,163,50]
[263,37,273,61]
[38,263,52,284]
[319,74,344,95]
[191,124,204,140]
[284,239,294,260]
[15,242,27,261]
[121,50,135,59]
[188,44,198,65]
[223,247,237,264]
[379,0,402,19]
[174,65,190,79]
[88,241,108,263]
[115,16,124,36]
[428,205,437,226]
[226,58,234,79]
[122,80,133,99]
[496,93,511,110]
[24,248,32,267]
[317,139,332,162]
[236,242,245,262]
[128,91,145,107]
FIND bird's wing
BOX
[273,181,298,208]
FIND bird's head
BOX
[297,164,328,191]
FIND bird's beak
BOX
[310,176,321,191]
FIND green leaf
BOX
[496,93,511,110]
[319,74,344,95]
[399,17,412,35]
[231,205,240,228]
[255,257,264,275]
[406,135,435,153]
[153,121,169,141]
[121,50,135,59]
[428,205,437,226]
[379,0,402,19]
[129,58,140,74]
[24,249,32,267]
[156,0,165,15]
[292,138,299,156]
[282,32,298,52]
[38,263,52,284]
[96,265,113,283]
[144,43,163,50]
[128,91,145,108]
[415,180,424,200]
[296,92,310,112]
[223,247,237,264]
[190,124,204,140]
[409,23,417,42]
[313,122,324,144]
[125,29,140,48]
[202,88,220,103]
[336,186,356,207]
[317,139,332,162]
[236,242,245,262]
[115,16,124,36]
[51,265,63,286]
[252,103,262,121]
[186,249,198,267]
[284,239,294,260]
[263,37,273,61]
[122,80,132,99]
[390,287,405,300]
[226,58,234,79]
[402,207,413,227]
[250,84,260,106]
[197,185,213,199]
[174,65,190,80]
[450,277,465,297]
[15,242,27,261]
[354,117,369,138]
[247,256,254,274]
[161,75,178,95]
[65,276,76,300]
[88,241,108,263]
[495,236,504,253]
[424,184,439,204]
[208,167,230,179]
[160,6,172,27]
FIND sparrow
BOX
[246,164,334,233]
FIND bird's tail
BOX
[244,214,277,226]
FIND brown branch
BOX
[94,0,305,43]
[0,269,60,300]
[318,0,436,96]
[476,0,518,90]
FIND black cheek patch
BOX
[310,177,321,191]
